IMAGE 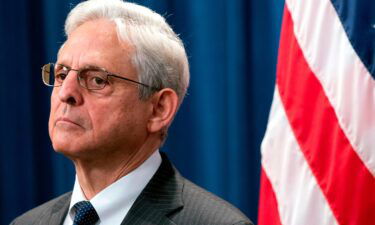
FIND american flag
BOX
[258,0,375,225]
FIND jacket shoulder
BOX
[172,178,253,225]
[10,192,71,225]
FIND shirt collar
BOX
[67,150,162,225]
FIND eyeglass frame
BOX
[41,63,160,91]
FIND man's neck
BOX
[72,137,161,199]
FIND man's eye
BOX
[86,75,107,89]
[93,76,106,85]
[55,73,67,82]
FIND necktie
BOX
[73,201,99,225]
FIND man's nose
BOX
[57,71,84,106]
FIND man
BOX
[12,0,253,224]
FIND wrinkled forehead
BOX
[56,19,135,73]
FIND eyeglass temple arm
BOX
[108,74,157,89]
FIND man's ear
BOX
[147,88,179,133]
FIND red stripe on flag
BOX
[258,168,282,225]
[277,6,375,225]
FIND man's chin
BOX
[52,140,88,159]
[51,131,87,153]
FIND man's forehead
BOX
[63,20,118,48]
[56,19,134,70]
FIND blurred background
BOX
[0,0,284,224]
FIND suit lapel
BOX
[121,153,184,225]
[43,192,71,225]
[36,153,183,225]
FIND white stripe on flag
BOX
[261,88,339,225]
[285,0,375,176]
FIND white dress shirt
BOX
[63,150,162,225]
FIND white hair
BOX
[64,0,189,103]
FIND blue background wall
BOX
[0,0,284,224]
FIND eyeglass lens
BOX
[42,63,57,86]
[42,63,109,90]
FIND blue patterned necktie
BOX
[73,201,99,225]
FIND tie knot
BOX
[73,201,99,225]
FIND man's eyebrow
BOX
[55,63,104,70]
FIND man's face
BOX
[49,19,152,160]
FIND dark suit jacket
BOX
[11,153,253,225]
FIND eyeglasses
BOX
[41,63,157,90]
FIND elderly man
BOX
[12,0,252,224]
